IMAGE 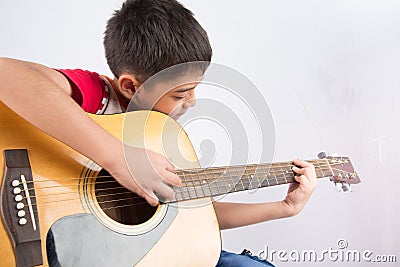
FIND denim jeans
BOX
[216,249,275,267]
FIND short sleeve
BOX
[57,69,106,113]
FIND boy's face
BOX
[151,81,198,120]
[126,74,202,120]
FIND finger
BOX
[292,166,306,175]
[162,170,182,186]
[134,186,159,206]
[294,174,311,187]
[143,193,159,206]
[165,158,175,172]
[154,183,176,203]
[293,158,314,168]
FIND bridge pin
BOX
[17,210,26,217]
[15,195,23,202]
[12,180,20,187]
[18,218,27,225]
[13,187,22,194]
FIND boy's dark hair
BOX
[104,0,212,81]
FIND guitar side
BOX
[0,102,221,267]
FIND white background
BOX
[1,0,399,266]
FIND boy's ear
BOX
[117,74,142,99]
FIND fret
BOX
[240,166,250,191]
[187,172,199,199]
[268,166,276,186]
[259,164,268,187]
[285,169,295,183]
[247,165,258,190]
[212,170,223,196]
[317,160,324,178]
[261,178,269,187]
[233,178,244,191]
[248,174,258,190]
[248,171,255,190]
[201,175,212,197]
[228,168,238,193]
[314,160,322,178]
[210,178,222,196]
[253,165,263,189]
[241,171,250,189]
[196,171,206,198]
[238,171,246,191]
[218,172,228,193]
[174,187,182,202]
[280,162,288,184]
[181,172,192,200]
[229,167,240,192]
[191,173,201,198]
[326,158,334,177]
[273,164,279,185]
[323,159,333,177]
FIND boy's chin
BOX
[171,114,182,120]
[170,112,185,120]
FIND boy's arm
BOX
[213,158,317,230]
[0,57,180,206]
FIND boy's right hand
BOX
[105,145,182,206]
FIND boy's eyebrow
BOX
[174,86,196,93]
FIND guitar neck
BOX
[169,159,333,203]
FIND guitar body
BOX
[0,102,221,267]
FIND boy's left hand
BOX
[283,158,317,216]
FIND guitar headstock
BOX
[318,152,361,192]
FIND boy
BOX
[0,0,317,266]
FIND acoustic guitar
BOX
[0,102,360,266]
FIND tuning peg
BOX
[335,182,343,193]
[334,182,352,193]
[342,183,352,192]
[318,152,327,159]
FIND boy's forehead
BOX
[149,74,203,94]
[173,81,200,91]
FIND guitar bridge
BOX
[1,149,42,266]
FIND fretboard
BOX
[168,159,333,203]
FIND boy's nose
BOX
[183,91,196,108]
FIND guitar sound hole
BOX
[94,170,157,225]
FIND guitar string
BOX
[18,164,333,192]
[17,165,336,201]
[26,173,303,208]
[16,163,354,204]
[13,161,353,223]
[23,166,337,226]
[20,168,340,212]
[29,174,299,207]
[29,195,148,214]
[14,160,354,206]
[27,200,163,225]
[17,159,345,187]
[28,174,300,217]
[22,167,355,215]
[16,166,352,203]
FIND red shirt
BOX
[57,69,109,114]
